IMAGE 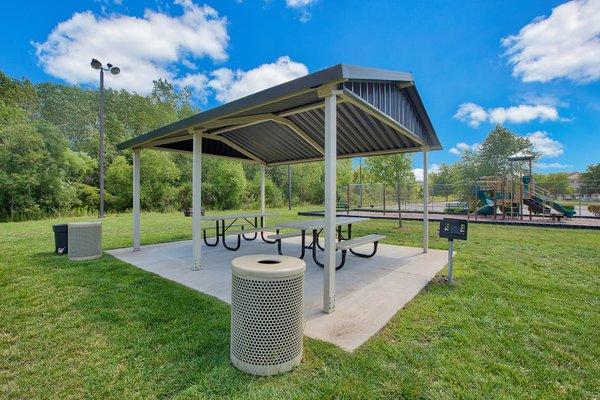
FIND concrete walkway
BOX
[107,235,448,351]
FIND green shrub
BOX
[588,204,600,217]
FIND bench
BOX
[549,215,564,222]
[336,234,385,256]
[314,234,386,271]
[202,223,245,247]
[227,226,280,236]
[223,226,281,248]
[267,231,306,257]
[266,231,303,241]
[336,234,385,250]
[337,202,350,215]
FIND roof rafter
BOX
[203,133,266,165]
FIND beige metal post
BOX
[192,132,202,270]
[132,148,141,251]
[260,165,266,214]
[422,149,429,253]
[323,92,338,313]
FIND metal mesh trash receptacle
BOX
[68,222,102,261]
[230,255,305,376]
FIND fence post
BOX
[579,186,582,216]
[383,184,386,215]
[347,184,350,212]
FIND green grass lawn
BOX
[1,208,599,399]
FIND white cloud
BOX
[502,0,600,83]
[175,72,210,101]
[285,0,317,22]
[33,0,229,94]
[454,103,488,128]
[454,102,559,128]
[413,164,440,182]
[537,162,572,169]
[449,142,481,155]
[208,56,308,102]
[525,131,564,158]
[286,0,318,6]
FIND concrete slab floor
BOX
[107,234,449,351]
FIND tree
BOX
[430,163,459,199]
[293,162,324,205]
[533,173,572,197]
[202,158,247,210]
[581,164,600,196]
[364,154,413,227]
[106,155,133,211]
[0,121,74,219]
[247,171,284,208]
[454,125,534,201]
[140,151,181,211]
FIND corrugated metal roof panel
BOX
[222,121,321,164]
[116,64,441,162]
[343,80,427,144]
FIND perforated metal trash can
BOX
[230,255,306,376]
[68,222,102,261]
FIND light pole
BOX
[91,59,120,218]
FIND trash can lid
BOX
[231,255,306,279]
[68,221,102,228]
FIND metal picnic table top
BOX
[202,212,273,221]
[280,216,370,231]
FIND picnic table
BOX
[275,217,376,269]
[202,212,275,250]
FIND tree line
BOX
[0,71,365,221]
[3,71,595,222]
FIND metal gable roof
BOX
[116,64,441,164]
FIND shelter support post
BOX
[288,164,292,210]
[423,149,429,253]
[323,91,338,314]
[260,165,266,214]
[192,132,202,270]
[132,148,141,251]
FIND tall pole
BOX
[288,164,292,210]
[98,68,105,218]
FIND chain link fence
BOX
[336,179,600,217]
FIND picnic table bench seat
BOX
[227,226,280,236]
[336,234,386,251]
[266,231,303,240]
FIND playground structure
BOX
[475,153,576,220]
[332,153,594,219]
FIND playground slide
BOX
[522,176,576,218]
[476,187,495,215]
[530,193,576,218]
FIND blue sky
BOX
[1,0,599,174]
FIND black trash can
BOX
[52,224,68,254]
